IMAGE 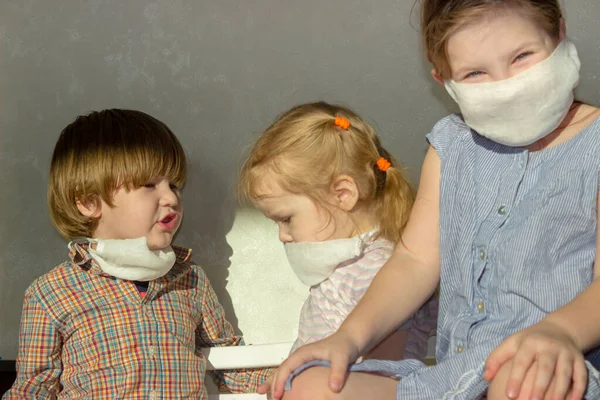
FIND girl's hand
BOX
[484,320,587,400]
[269,331,361,400]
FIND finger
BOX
[257,383,268,395]
[505,347,536,399]
[549,353,573,400]
[529,354,558,400]
[271,367,284,400]
[485,340,518,381]
[568,356,587,400]
[328,350,351,392]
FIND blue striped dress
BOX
[286,114,600,399]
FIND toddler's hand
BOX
[257,368,275,395]
[269,331,360,400]
[484,320,586,400]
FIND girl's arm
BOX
[270,145,442,397]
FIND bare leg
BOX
[281,366,397,400]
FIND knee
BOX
[281,367,341,400]
[487,360,535,400]
[487,361,511,400]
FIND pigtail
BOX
[374,149,415,245]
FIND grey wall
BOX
[1,0,599,360]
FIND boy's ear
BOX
[330,175,359,212]
[76,197,102,219]
[431,69,445,85]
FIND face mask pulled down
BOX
[444,39,580,147]
[69,237,176,281]
[284,231,375,287]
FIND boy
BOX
[3,109,270,399]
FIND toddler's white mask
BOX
[284,231,376,287]
[69,237,176,281]
[444,39,580,147]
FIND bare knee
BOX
[281,367,338,400]
[281,366,397,400]
[487,360,540,400]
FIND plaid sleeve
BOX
[196,272,273,393]
[3,290,63,399]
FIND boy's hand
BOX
[257,368,275,395]
[484,320,587,400]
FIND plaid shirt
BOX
[3,243,270,399]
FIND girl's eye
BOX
[514,52,532,63]
[463,70,484,80]
[144,183,156,188]
[169,183,180,191]
[281,217,291,224]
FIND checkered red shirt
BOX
[3,243,270,399]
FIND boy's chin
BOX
[146,234,175,250]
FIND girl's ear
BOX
[559,18,566,41]
[330,175,359,212]
[76,197,102,218]
[431,69,445,85]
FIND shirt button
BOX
[150,390,156,400]
[498,205,507,215]
[149,345,156,357]
[457,344,464,353]
[477,302,485,313]
[479,249,486,261]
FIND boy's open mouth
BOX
[161,214,176,224]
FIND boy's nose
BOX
[159,187,180,207]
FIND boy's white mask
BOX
[284,231,376,287]
[69,237,176,281]
[444,39,580,147]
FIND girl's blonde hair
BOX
[420,0,563,78]
[238,102,414,244]
[48,109,186,239]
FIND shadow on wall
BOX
[175,159,240,333]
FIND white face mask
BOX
[444,39,580,147]
[69,237,176,281]
[284,231,375,287]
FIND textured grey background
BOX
[1,0,599,359]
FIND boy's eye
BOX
[169,183,180,191]
[281,217,291,224]
[144,183,156,188]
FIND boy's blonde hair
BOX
[238,102,414,244]
[48,109,187,240]
[420,0,563,79]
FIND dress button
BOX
[498,205,507,215]
[457,344,464,353]
[150,389,156,400]
[477,302,485,313]
[479,249,486,260]
[149,345,156,358]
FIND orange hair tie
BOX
[334,116,350,130]
[376,157,391,172]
